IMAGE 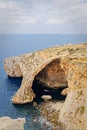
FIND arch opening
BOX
[32,59,68,101]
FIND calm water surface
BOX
[0,34,87,130]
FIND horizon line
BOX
[0,33,87,35]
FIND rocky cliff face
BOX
[59,58,87,130]
[4,43,87,130]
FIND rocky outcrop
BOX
[39,57,87,130]
[4,43,87,130]
[59,58,87,130]
[0,116,25,130]
[4,43,87,104]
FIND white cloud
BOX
[46,18,65,24]
[63,2,87,24]
[9,15,39,24]
[0,1,7,8]
[0,0,40,25]
[0,0,87,33]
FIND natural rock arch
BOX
[4,43,87,104]
[4,55,68,104]
[4,43,87,130]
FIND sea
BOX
[0,34,87,130]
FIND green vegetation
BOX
[68,48,74,52]
[76,106,85,115]
[78,90,83,97]
[75,47,79,51]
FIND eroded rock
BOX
[4,43,87,130]
[61,88,68,96]
[59,59,87,130]
[4,43,87,104]
[41,95,52,101]
[36,59,68,88]
[0,116,25,130]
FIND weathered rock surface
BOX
[0,116,25,130]
[39,101,65,130]
[4,43,87,104]
[4,43,87,130]
[59,59,87,130]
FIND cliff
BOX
[4,43,87,130]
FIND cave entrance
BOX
[32,59,68,102]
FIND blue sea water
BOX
[0,34,87,130]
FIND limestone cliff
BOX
[39,57,87,130]
[4,43,87,104]
[4,43,87,130]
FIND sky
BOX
[0,0,87,34]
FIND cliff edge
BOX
[4,43,87,130]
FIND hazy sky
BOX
[0,0,87,34]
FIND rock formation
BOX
[39,57,87,130]
[59,58,87,130]
[0,116,25,130]
[4,43,87,130]
[4,43,87,104]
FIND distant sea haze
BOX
[0,33,87,58]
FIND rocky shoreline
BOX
[39,101,65,130]
[3,43,87,130]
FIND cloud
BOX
[63,2,87,24]
[0,0,87,24]
[0,0,40,25]
[9,15,39,24]
[46,18,65,24]
[8,1,38,24]
[0,1,7,8]
[0,0,87,33]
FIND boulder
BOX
[0,116,25,130]
[41,95,52,101]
